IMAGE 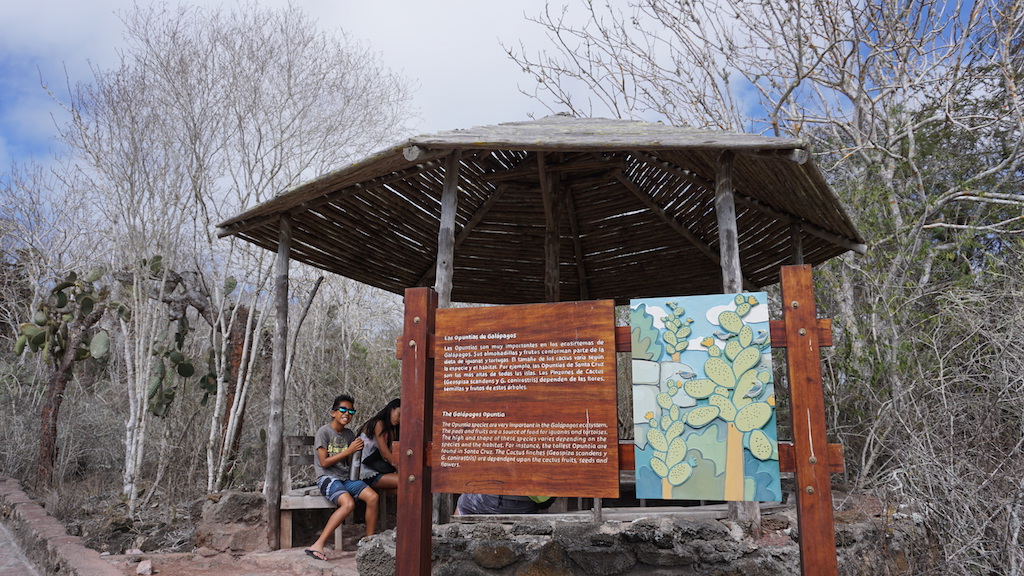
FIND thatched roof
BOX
[217,116,865,304]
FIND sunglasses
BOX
[334,407,357,414]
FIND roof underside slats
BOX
[219,117,865,305]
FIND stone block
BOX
[355,532,397,576]
[517,541,574,576]
[469,540,523,569]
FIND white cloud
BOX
[309,0,557,134]
[640,305,668,330]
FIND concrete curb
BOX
[0,476,122,576]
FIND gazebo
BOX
[218,115,865,575]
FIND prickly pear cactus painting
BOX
[630,293,781,501]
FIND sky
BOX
[0,0,570,168]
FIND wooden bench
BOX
[280,435,343,550]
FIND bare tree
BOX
[53,1,413,505]
[285,275,403,436]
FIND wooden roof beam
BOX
[481,152,625,182]
[416,183,511,286]
[614,169,759,292]
[634,150,866,255]
[735,147,809,165]
[564,189,590,300]
[435,150,462,308]
[734,194,867,255]
[630,151,715,193]
[217,160,444,239]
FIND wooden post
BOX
[715,150,760,527]
[539,153,561,302]
[433,151,460,523]
[715,151,742,292]
[396,288,437,576]
[792,223,805,265]
[781,265,838,576]
[435,151,461,308]
[265,214,291,549]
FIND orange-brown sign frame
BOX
[396,266,840,576]
[431,300,619,498]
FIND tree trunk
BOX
[220,304,251,481]
[37,310,102,485]
[37,368,71,485]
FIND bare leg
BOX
[372,472,399,492]
[359,487,379,537]
[309,493,354,555]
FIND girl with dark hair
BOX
[358,398,400,492]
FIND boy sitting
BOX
[305,394,379,561]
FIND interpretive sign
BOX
[431,300,619,498]
[630,293,781,501]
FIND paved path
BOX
[0,521,40,576]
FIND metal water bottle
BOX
[350,449,362,480]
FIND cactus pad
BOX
[668,458,697,485]
[718,310,743,334]
[732,347,761,377]
[686,406,720,427]
[665,420,684,441]
[708,393,737,421]
[666,436,687,467]
[739,325,753,347]
[748,429,774,460]
[724,339,743,361]
[647,428,669,452]
[734,370,760,408]
[734,402,772,432]
[651,456,669,477]
[683,378,716,399]
[657,392,673,409]
[704,357,735,388]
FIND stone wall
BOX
[0,477,122,576]
[185,489,929,574]
[356,507,926,576]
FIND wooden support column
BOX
[715,151,743,292]
[715,150,760,527]
[792,223,805,265]
[565,191,589,300]
[781,265,838,576]
[539,153,561,302]
[265,214,291,549]
[396,288,437,576]
[433,150,460,524]
[435,151,462,308]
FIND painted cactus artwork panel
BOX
[630,293,781,502]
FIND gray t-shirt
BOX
[313,424,355,479]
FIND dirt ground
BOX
[104,547,359,576]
